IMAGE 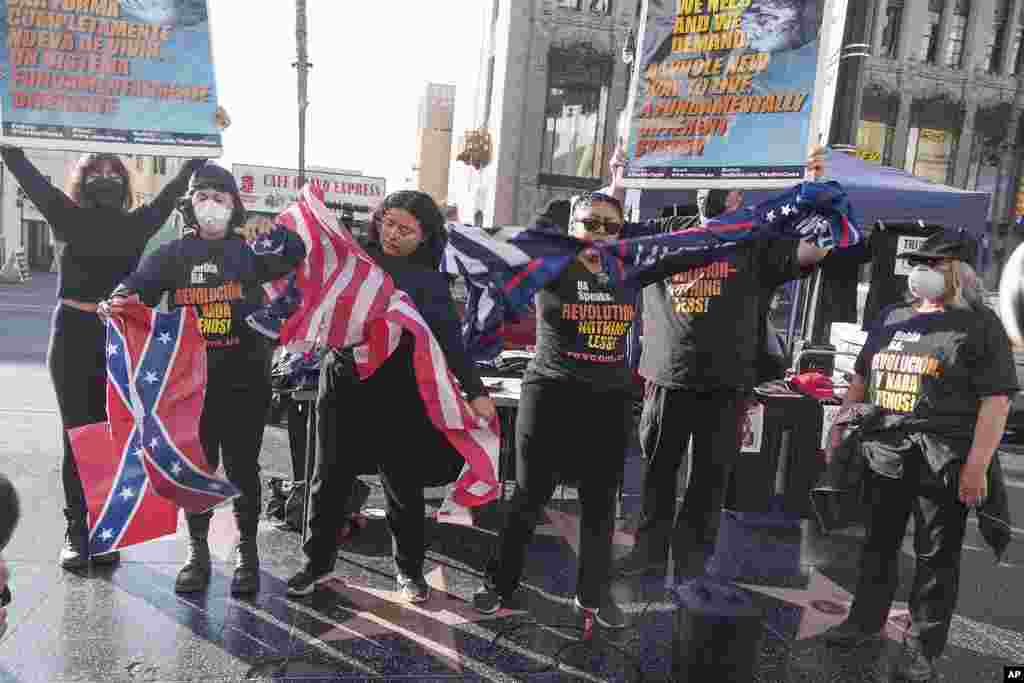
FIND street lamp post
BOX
[293,0,312,187]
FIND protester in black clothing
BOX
[104,162,307,596]
[821,233,1017,681]
[470,191,753,628]
[611,152,830,579]
[0,146,206,569]
[286,191,496,603]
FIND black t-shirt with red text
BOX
[526,259,638,391]
[121,231,306,386]
[639,238,803,390]
[855,305,1018,432]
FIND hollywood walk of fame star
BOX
[737,569,910,642]
[315,564,524,675]
[535,507,635,556]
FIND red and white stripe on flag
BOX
[268,186,501,510]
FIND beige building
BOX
[414,83,456,206]
[451,0,633,227]
[829,0,1024,282]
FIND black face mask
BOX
[84,177,125,209]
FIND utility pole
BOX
[293,0,312,187]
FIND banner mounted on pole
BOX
[622,0,838,190]
[0,0,222,157]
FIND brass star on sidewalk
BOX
[316,564,525,675]
[738,569,910,642]
[535,508,636,555]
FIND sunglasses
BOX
[905,256,950,268]
[575,218,623,236]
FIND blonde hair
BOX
[910,260,984,310]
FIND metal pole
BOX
[294,0,311,187]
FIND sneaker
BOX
[821,619,882,647]
[396,573,430,603]
[286,563,334,597]
[91,550,120,565]
[574,594,628,630]
[895,642,936,681]
[472,586,505,614]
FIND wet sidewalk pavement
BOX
[1,411,1023,683]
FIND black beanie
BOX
[182,162,246,230]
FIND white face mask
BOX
[908,265,946,301]
[193,199,232,237]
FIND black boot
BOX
[59,508,88,570]
[175,511,212,593]
[230,491,260,596]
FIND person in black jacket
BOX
[103,162,307,596]
[286,191,496,603]
[0,145,207,570]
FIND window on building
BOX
[967,139,1000,218]
[558,0,611,14]
[988,0,1012,73]
[945,2,969,68]
[906,127,958,183]
[541,46,613,181]
[858,89,899,165]
[880,1,903,58]
[1012,27,1024,74]
[918,9,942,62]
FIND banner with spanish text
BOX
[622,0,838,190]
[0,0,221,156]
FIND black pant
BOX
[486,379,630,606]
[186,370,271,539]
[304,348,361,566]
[304,343,462,576]
[48,305,106,520]
[635,384,743,561]
[285,396,308,480]
[848,451,969,659]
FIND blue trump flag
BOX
[444,181,862,361]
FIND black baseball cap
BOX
[904,231,971,263]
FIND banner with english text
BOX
[622,0,836,190]
[0,0,222,156]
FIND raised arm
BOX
[132,158,207,236]
[247,221,307,284]
[0,147,77,237]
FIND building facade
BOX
[831,0,1024,282]
[0,152,189,272]
[451,0,634,227]
[414,83,456,206]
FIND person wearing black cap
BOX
[286,191,495,603]
[103,162,307,596]
[0,145,208,570]
[821,231,1017,680]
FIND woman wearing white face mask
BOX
[821,232,1017,681]
[102,162,307,597]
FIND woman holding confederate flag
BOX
[0,141,212,570]
[101,162,306,596]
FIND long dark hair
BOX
[66,153,134,210]
[367,191,447,269]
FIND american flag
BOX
[70,304,240,555]
[266,186,501,511]
[445,181,861,360]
